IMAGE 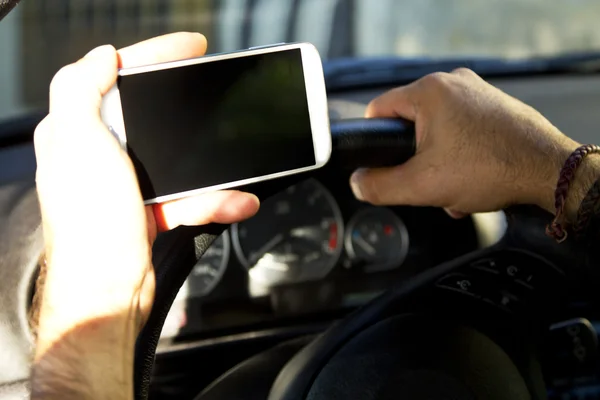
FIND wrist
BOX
[32,317,135,400]
[563,154,600,223]
[35,251,152,354]
[534,141,600,222]
[531,138,579,216]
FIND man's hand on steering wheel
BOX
[351,68,599,222]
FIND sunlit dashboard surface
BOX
[160,176,478,341]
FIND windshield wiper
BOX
[324,52,600,92]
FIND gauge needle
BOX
[289,226,320,239]
[249,233,284,265]
[355,235,376,256]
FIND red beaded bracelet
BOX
[546,144,600,242]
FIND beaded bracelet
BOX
[546,144,600,242]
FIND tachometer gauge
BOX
[187,232,230,298]
[345,207,409,272]
[232,179,343,288]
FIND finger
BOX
[49,32,209,119]
[152,191,260,232]
[118,32,207,68]
[365,81,420,120]
[349,158,443,207]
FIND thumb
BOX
[349,156,444,207]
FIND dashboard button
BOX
[503,262,535,289]
[471,258,500,274]
[545,318,598,385]
[471,256,536,290]
[436,274,483,298]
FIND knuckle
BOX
[451,68,483,84]
[451,67,476,76]
[33,116,51,149]
[49,64,80,96]
[420,71,449,87]
[419,72,452,93]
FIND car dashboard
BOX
[158,73,600,347]
[159,174,480,344]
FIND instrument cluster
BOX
[160,177,418,339]
[182,178,409,297]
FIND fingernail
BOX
[350,170,365,200]
[84,44,115,59]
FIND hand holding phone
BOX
[101,43,331,205]
[32,32,262,400]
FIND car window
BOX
[1,0,600,121]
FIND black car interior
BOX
[2,0,600,397]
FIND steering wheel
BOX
[134,119,597,400]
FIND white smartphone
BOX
[101,42,331,205]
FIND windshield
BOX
[1,0,600,122]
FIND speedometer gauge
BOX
[232,179,343,288]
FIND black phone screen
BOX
[117,48,315,201]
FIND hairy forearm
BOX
[30,254,149,400]
[31,315,135,400]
